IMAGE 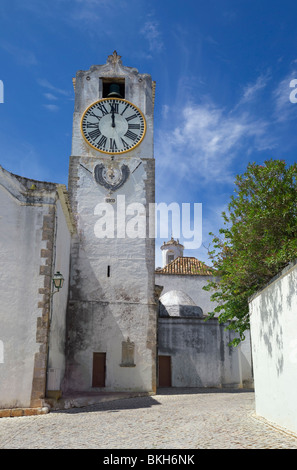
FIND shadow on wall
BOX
[62,236,155,394]
[257,273,290,376]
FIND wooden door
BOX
[92,352,106,387]
[158,355,171,387]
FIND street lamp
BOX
[52,271,64,294]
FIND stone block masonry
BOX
[30,206,56,408]
[0,407,49,418]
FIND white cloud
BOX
[1,42,38,66]
[156,68,297,264]
[38,79,71,111]
[156,101,274,188]
[231,72,271,113]
[273,73,297,122]
[240,73,269,104]
[37,78,70,96]
[141,20,164,53]
[43,93,58,101]
[66,0,129,31]
[43,104,59,112]
[155,70,297,194]
[162,104,169,119]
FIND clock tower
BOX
[64,52,157,394]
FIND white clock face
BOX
[81,98,146,154]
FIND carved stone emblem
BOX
[107,50,122,67]
[120,337,135,367]
[94,163,130,192]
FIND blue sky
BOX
[1,0,297,267]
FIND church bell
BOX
[107,83,122,98]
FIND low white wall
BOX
[158,317,253,388]
[0,177,51,408]
[249,260,297,435]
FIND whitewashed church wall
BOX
[0,183,49,408]
[65,155,156,393]
[65,302,156,392]
[249,260,297,435]
[158,317,246,388]
[47,199,72,392]
[239,333,253,387]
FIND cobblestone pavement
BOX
[0,388,297,449]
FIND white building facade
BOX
[0,167,74,411]
[156,241,253,389]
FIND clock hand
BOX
[111,105,116,128]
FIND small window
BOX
[167,254,175,264]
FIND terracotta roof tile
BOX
[156,257,214,276]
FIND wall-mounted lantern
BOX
[52,271,64,294]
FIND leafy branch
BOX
[203,159,297,346]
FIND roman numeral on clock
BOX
[124,130,138,141]
[109,138,118,150]
[120,138,130,150]
[96,103,108,116]
[89,111,101,121]
[97,135,107,148]
[109,103,119,114]
[126,114,138,122]
[89,128,101,141]
[86,122,99,128]
[128,123,140,130]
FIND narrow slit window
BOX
[107,265,111,277]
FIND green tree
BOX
[204,159,297,346]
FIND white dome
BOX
[160,290,197,307]
[159,290,203,318]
